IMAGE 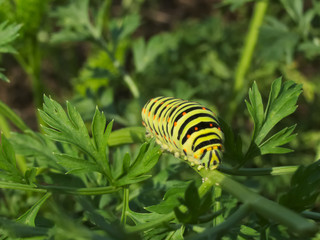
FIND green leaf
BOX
[39,96,113,180]
[115,140,161,186]
[16,192,51,226]
[50,0,92,43]
[0,21,22,54]
[245,78,302,162]
[174,182,212,224]
[280,0,303,23]
[259,125,297,155]
[10,131,63,170]
[92,107,113,166]
[245,81,264,140]
[39,96,96,160]
[0,134,23,182]
[279,160,320,212]
[257,78,302,144]
[219,117,243,164]
[0,99,30,131]
[54,153,100,174]
[108,127,146,146]
[127,210,165,225]
[133,33,178,72]
[145,182,190,214]
[0,69,10,82]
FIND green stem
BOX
[302,211,320,221]
[126,166,315,237]
[0,181,120,195]
[0,100,30,132]
[40,185,120,195]
[228,0,269,121]
[198,169,317,237]
[15,41,44,127]
[120,187,129,225]
[213,187,224,226]
[186,204,250,240]
[0,114,11,136]
[108,127,146,146]
[95,39,140,98]
[0,181,46,193]
[219,165,298,176]
[126,212,175,233]
[126,181,213,233]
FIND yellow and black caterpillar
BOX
[141,97,224,170]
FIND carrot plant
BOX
[0,78,319,239]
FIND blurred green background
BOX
[0,0,320,236]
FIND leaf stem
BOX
[0,181,120,195]
[0,181,46,193]
[40,185,120,195]
[219,165,298,176]
[120,187,129,225]
[95,38,140,98]
[228,0,269,121]
[198,169,318,237]
[0,100,30,132]
[186,203,250,240]
[108,127,146,146]
[213,187,224,226]
[125,212,175,233]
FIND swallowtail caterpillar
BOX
[142,97,224,170]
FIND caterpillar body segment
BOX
[141,97,224,170]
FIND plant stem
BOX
[0,100,30,132]
[108,127,146,146]
[95,39,140,98]
[121,187,129,225]
[15,41,44,127]
[186,204,251,240]
[213,187,224,226]
[198,169,317,237]
[302,211,320,221]
[0,181,120,195]
[228,0,269,121]
[40,185,120,195]
[219,165,298,176]
[0,114,11,136]
[0,181,46,193]
[126,212,175,233]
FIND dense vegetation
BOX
[0,0,320,239]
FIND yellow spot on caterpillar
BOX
[207,147,212,151]
[153,115,156,120]
[194,154,198,159]
[200,149,204,153]
[148,112,151,117]
[167,117,170,122]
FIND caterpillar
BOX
[141,96,224,170]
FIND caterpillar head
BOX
[196,145,223,170]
